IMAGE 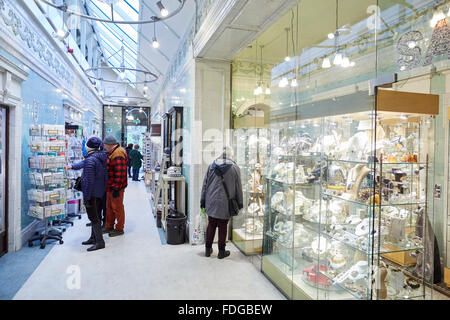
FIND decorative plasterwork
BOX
[0,0,101,114]
[0,0,73,85]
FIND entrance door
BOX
[0,107,7,257]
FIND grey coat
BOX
[200,158,243,220]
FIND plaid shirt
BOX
[107,145,128,192]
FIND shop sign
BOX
[397,18,450,70]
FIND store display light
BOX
[285,56,291,62]
[290,79,298,87]
[328,33,335,39]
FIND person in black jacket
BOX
[125,143,133,178]
[68,137,108,252]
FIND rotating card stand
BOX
[27,125,67,249]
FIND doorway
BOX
[0,106,8,257]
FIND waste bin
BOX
[166,211,186,245]
[156,210,162,228]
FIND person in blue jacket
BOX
[68,137,108,252]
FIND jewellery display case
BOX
[232,127,270,255]
[261,88,439,300]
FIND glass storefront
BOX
[231,0,450,300]
[103,105,151,146]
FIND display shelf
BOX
[260,88,437,300]
[324,193,426,208]
[262,255,356,300]
[27,124,67,249]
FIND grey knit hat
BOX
[103,135,118,145]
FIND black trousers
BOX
[128,165,132,177]
[205,216,229,250]
[97,193,107,226]
[85,197,105,245]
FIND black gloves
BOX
[112,190,120,198]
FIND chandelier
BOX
[85,45,158,88]
[35,0,186,24]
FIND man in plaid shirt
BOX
[103,136,128,237]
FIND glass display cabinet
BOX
[232,127,270,255]
[261,88,439,300]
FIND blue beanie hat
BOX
[86,137,103,150]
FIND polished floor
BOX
[11,180,285,300]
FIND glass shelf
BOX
[324,193,426,208]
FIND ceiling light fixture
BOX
[157,1,169,17]
[328,33,335,39]
[333,53,343,66]
[284,28,290,63]
[322,57,331,69]
[36,0,186,24]
[290,79,298,87]
[279,77,289,88]
[152,23,160,48]
[341,56,350,68]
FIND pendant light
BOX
[291,79,298,87]
[152,23,160,48]
[322,57,331,68]
[157,1,169,17]
[284,28,291,62]
[334,53,343,65]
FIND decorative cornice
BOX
[193,0,246,58]
[0,54,28,81]
[0,0,102,112]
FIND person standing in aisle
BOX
[103,136,128,237]
[128,144,144,181]
[68,137,108,251]
[200,146,243,259]
[125,143,133,178]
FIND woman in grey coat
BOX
[200,147,243,259]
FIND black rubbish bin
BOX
[166,211,186,245]
[156,211,162,228]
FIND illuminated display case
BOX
[232,126,270,255]
[261,88,439,300]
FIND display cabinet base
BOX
[262,255,313,300]
[232,229,262,255]
[381,244,417,266]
